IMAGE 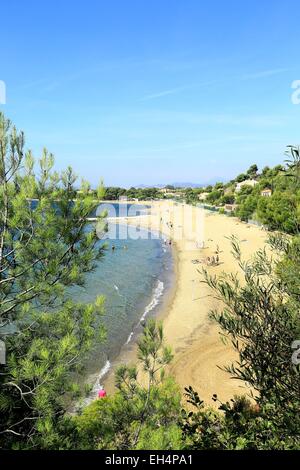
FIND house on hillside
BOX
[235,179,258,192]
[261,188,272,197]
[159,188,181,198]
[159,188,174,195]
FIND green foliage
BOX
[182,161,300,449]
[236,173,248,183]
[202,235,300,403]
[235,148,300,230]
[284,145,300,187]
[206,189,223,204]
[72,321,182,450]
[136,423,183,450]
[257,191,300,233]
[221,193,235,205]
[236,194,258,221]
[276,236,300,302]
[184,187,202,205]
[74,377,182,450]
[246,164,258,179]
[181,389,300,449]
[2,111,299,451]
[191,149,300,232]
[102,186,161,201]
[183,226,300,449]
[0,113,107,449]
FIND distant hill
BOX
[170,182,203,188]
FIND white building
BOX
[261,188,272,197]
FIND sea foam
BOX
[140,279,164,323]
[124,280,164,345]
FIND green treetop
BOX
[0,113,107,449]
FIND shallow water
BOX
[69,222,173,401]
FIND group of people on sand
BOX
[205,254,219,266]
[192,241,220,266]
[205,243,221,266]
[191,253,220,266]
[160,217,173,230]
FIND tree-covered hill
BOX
[185,147,300,234]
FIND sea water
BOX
[69,220,173,404]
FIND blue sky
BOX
[1,0,300,187]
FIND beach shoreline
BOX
[102,226,178,395]
[102,201,267,406]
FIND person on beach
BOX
[98,386,107,398]
[112,245,115,251]
[216,254,219,265]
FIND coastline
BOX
[102,201,267,406]
[102,226,177,395]
[73,221,173,410]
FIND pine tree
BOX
[0,113,107,448]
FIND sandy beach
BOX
[104,201,267,406]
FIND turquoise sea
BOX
[68,207,173,403]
